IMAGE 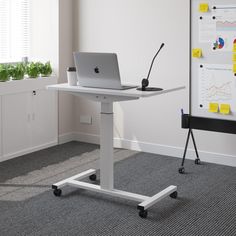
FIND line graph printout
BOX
[198,64,236,111]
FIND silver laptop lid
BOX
[73,52,123,89]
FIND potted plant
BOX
[38,61,52,77]
[0,64,10,82]
[9,63,25,80]
[26,62,39,78]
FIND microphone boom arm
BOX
[146,43,164,80]
[138,43,165,91]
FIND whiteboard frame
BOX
[190,0,236,121]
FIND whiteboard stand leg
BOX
[190,129,201,164]
[179,129,200,174]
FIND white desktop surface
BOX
[47,83,185,100]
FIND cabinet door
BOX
[31,89,57,147]
[2,93,31,157]
[0,96,2,157]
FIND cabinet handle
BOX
[27,114,31,122]
[32,113,35,121]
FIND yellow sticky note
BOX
[220,104,230,115]
[208,103,219,113]
[192,48,202,58]
[233,44,236,52]
[233,64,236,73]
[199,3,209,12]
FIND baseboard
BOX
[114,138,184,158]
[0,141,58,163]
[59,132,236,167]
[74,132,100,144]
[114,137,236,167]
[58,132,77,144]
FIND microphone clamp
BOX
[141,78,149,91]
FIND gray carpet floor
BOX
[0,141,235,236]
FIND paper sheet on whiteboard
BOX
[199,16,216,43]
[198,64,236,111]
[212,5,236,51]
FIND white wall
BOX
[30,0,59,73]
[72,0,236,166]
[58,0,75,138]
[30,0,75,140]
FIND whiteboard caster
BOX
[178,167,185,174]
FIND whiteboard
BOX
[191,0,236,120]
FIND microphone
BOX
[137,43,165,91]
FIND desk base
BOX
[52,169,177,218]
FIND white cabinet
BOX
[31,89,57,148]
[0,96,2,157]
[2,92,31,156]
[0,77,58,161]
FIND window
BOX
[0,0,29,63]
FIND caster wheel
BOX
[195,159,201,165]
[89,174,97,181]
[139,209,148,218]
[178,167,185,174]
[53,188,62,197]
[170,191,178,199]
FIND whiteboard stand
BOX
[182,0,236,173]
[179,113,236,173]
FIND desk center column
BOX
[100,101,114,190]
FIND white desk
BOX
[47,83,185,218]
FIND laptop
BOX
[73,52,137,90]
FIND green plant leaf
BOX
[26,62,39,78]
[0,64,10,82]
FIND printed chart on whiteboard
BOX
[198,64,236,112]
[213,5,236,52]
[198,4,236,49]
